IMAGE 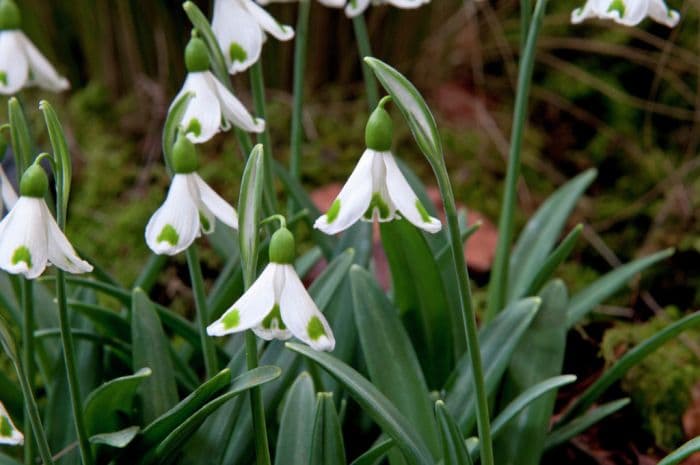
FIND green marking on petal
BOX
[326,199,341,224]
[229,42,247,64]
[0,416,11,437]
[156,224,179,246]
[222,309,240,329]
[185,118,202,137]
[364,193,391,220]
[415,199,431,223]
[307,316,326,341]
[261,304,286,330]
[11,246,31,268]
[607,0,625,16]
[0,72,6,86]
[199,213,211,232]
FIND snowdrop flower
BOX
[0,163,92,279]
[571,0,679,27]
[314,96,441,235]
[208,223,335,352]
[0,401,22,446]
[212,0,294,74]
[145,134,238,256]
[344,0,431,18]
[0,0,69,95]
[170,37,264,144]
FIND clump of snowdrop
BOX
[0,0,69,95]
[314,96,441,235]
[145,133,238,255]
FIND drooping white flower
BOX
[0,401,23,446]
[170,37,264,144]
[0,0,69,95]
[145,135,238,256]
[257,0,345,8]
[212,0,294,75]
[314,97,441,235]
[571,0,679,27]
[208,226,335,352]
[0,164,92,280]
[344,0,431,18]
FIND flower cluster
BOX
[572,0,680,27]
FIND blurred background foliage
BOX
[2,0,700,458]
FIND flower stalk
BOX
[352,14,379,109]
[486,0,548,322]
[249,61,277,213]
[186,245,218,378]
[20,277,33,465]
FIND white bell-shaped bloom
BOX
[0,165,17,214]
[145,173,238,256]
[571,0,679,27]
[0,401,23,446]
[314,149,441,234]
[345,0,431,18]
[212,0,294,75]
[257,0,345,7]
[170,71,264,144]
[0,30,69,95]
[0,165,92,280]
[208,227,335,351]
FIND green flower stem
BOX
[185,246,217,379]
[520,0,531,50]
[56,269,93,465]
[288,0,311,214]
[433,161,495,465]
[249,61,278,213]
[21,278,34,465]
[352,14,379,109]
[133,254,168,293]
[11,334,54,465]
[485,0,548,322]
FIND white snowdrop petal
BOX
[207,73,265,134]
[383,152,441,233]
[386,0,428,9]
[314,149,375,235]
[318,0,346,6]
[145,175,202,256]
[244,1,295,41]
[177,73,222,144]
[345,0,371,17]
[0,31,29,95]
[0,166,18,213]
[0,197,48,279]
[279,265,335,351]
[600,0,647,25]
[0,402,23,446]
[208,264,279,336]
[647,0,680,26]
[212,0,264,74]
[193,173,238,230]
[43,203,93,274]
[17,32,69,92]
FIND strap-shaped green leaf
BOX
[364,57,442,166]
[131,289,178,423]
[275,373,317,465]
[508,169,596,302]
[567,248,674,327]
[238,144,265,288]
[351,265,440,459]
[658,437,700,465]
[310,393,347,465]
[436,401,473,465]
[39,100,72,228]
[90,426,140,449]
[287,343,434,465]
[524,225,582,297]
[7,97,32,176]
[545,398,630,450]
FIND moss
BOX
[601,308,700,450]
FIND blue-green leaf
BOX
[275,373,317,465]
[310,393,346,465]
[238,144,265,287]
[436,401,473,465]
[545,399,630,450]
[658,437,700,465]
[90,426,140,448]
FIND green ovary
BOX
[229,43,247,64]
[11,246,31,268]
[307,316,326,341]
[261,304,286,331]
[0,416,11,437]
[364,193,391,220]
[157,225,179,246]
[222,309,240,329]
